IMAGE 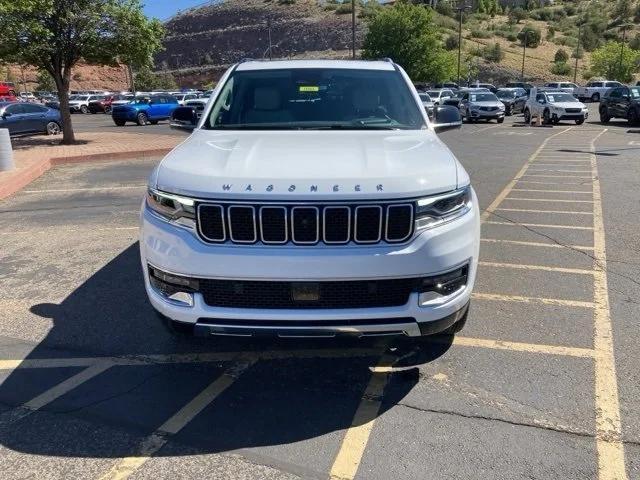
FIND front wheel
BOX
[45,121,61,135]
[575,118,585,125]
[136,112,148,126]
[628,108,639,125]
[113,119,126,127]
[104,106,112,114]
[497,117,504,124]
[80,105,88,114]
[599,107,610,123]
[524,109,531,124]
[543,109,551,125]
[591,93,600,103]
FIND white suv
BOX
[141,59,479,339]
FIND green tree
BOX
[518,25,541,48]
[589,41,640,82]
[508,7,528,24]
[134,66,158,91]
[35,69,55,91]
[0,0,164,144]
[612,0,633,21]
[361,2,455,82]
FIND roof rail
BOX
[239,58,255,63]
[382,58,394,63]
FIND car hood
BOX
[550,101,585,109]
[470,101,503,107]
[153,129,461,200]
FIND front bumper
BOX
[554,111,588,121]
[469,110,504,119]
[140,191,480,338]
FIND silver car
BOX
[458,91,505,123]
[418,92,435,118]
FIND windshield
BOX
[113,94,133,101]
[205,68,426,130]
[630,87,640,98]
[419,93,432,102]
[469,93,498,102]
[546,93,577,103]
[496,90,516,99]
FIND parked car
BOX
[575,80,623,102]
[433,82,459,90]
[443,88,490,108]
[182,97,210,120]
[426,89,455,106]
[111,94,179,126]
[470,83,497,93]
[495,88,527,115]
[173,93,199,106]
[418,92,435,117]
[145,59,477,339]
[458,90,505,123]
[599,85,640,124]
[68,94,105,114]
[544,82,579,95]
[0,101,62,136]
[505,82,534,95]
[524,89,588,125]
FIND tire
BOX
[113,119,126,127]
[505,107,512,116]
[628,108,638,125]
[599,107,610,124]
[136,112,148,126]
[552,115,560,125]
[497,117,504,124]
[104,106,111,114]
[591,93,600,103]
[80,105,88,114]
[543,108,551,125]
[45,121,61,135]
[575,118,585,125]
[524,109,531,124]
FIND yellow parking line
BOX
[472,292,595,308]
[521,174,592,179]
[496,207,593,215]
[588,130,627,480]
[329,354,395,480]
[506,197,594,204]
[526,169,593,173]
[485,221,593,230]
[480,238,594,251]
[478,261,595,275]
[97,358,255,480]
[480,127,573,222]
[512,188,593,194]
[451,336,595,358]
[517,180,593,186]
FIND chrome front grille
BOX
[197,202,414,246]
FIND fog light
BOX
[418,265,468,307]
[167,291,195,307]
[149,266,199,307]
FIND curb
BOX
[0,147,172,201]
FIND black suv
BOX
[599,86,640,124]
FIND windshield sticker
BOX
[299,86,319,93]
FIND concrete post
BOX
[0,129,14,172]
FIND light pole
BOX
[267,18,273,60]
[573,23,581,84]
[521,29,529,81]
[351,0,356,59]
[456,3,470,87]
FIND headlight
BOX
[415,186,472,232]
[146,189,196,228]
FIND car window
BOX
[205,67,426,130]
[605,82,620,87]
[418,93,432,102]
[608,88,621,98]
[469,93,497,102]
[496,90,515,99]
[546,93,577,102]
[426,91,439,97]
[591,82,604,87]
[630,87,640,98]
[443,90,453,97]
[22,104,47,113]
[536,93,546,102]
[5,104,25,114]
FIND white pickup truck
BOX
[141,59,479,340]
[576,80,623,102]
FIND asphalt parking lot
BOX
[1,105,640,480]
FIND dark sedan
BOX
[599,86,640,124]
[496,88,528,115]
[0,102,62,137]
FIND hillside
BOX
[3,63,129,92]
[159,0,640,86]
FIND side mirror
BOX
[432,105,462,132]
[1,112,11,118]
[170,106,198,131]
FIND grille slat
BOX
[199,278,416,309]
[197,202,413,246]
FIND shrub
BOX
[546,25,555,41]
[445,34,460,51]
[508,7,528,24]
[482,42,504,62]
[551,62,572,76]
[335,2,352,14]
[554,48,569,63]
[435,1,454,18]
[470,29,492,39]
[506,32,518,42]
[518,25,541,48]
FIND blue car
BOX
[111,95,179,126]
[0,101,62,137]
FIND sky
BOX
[143,0,219,20]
